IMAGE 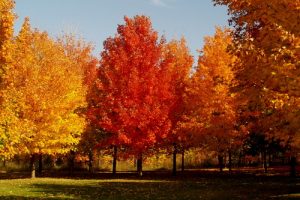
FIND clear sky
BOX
[14,0,229,60]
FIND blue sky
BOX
[14,0,229,60]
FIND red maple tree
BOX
[88,15,174,175]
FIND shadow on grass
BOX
[1,166,299,180]
[1,176,300,200]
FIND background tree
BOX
[182,27,239,172]
[213,0,300,175]
[197,27,238,172]
[161,38,193,175]
[58,34,99,173]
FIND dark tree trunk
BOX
[172,144,177,176]
[263,150,268,173]
[224,153,227,168]
[181,149,185,172]
[228,150,232,174]
[218,154,224,172]
[68,150,75,175]
[16,155,21,165]
[30,154,36,178]
[137,154,143,176]
[38,154,43,175]
[237,152,242,168]
[2,159,6,168]
[88,151,93,173]
[112,145,117,175]
[268,152,272,167]
[290,156,297,177]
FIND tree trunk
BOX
[218,154,224,172]
[16,155,21,165]
[237,152,242,168]
[263,150,268,173]
[112,145,117,175]
[31,154,36,179]
[68,150,75,175]
[97,151,101,169]
[268,152,272,167]
[2,159,5,168]
[137,154,143,177]
[228,150,232,174]
[259,152,262,167]
[38,154,43,175]
[172,144,177,176]
[181,149,185,172]
[88,150,93,173]
[224,153,227,169]
[133,158,137,168]
[290,156,297,177]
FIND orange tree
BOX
[182,27,239,172]
[213,0,300,175]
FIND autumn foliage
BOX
[89,16,174,158]
[214,0,300,147]
[0,0,299,177]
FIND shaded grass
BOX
[0,171,299,200]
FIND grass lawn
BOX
[0,172,299,199]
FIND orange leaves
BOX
[214,0,300,148]
[182,27,238,151]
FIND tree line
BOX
[0,0,299,178]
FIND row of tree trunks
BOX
[221,149,297,177]
[219,150,265,173]
[28,148,297,178]
[109,145,186,177]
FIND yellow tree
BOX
[58,34,99,172]
[214,0,300,175]
[0,0,14,79]
[0,0,17,159]
[5,18,86,177]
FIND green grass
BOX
[0,173,299,199]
